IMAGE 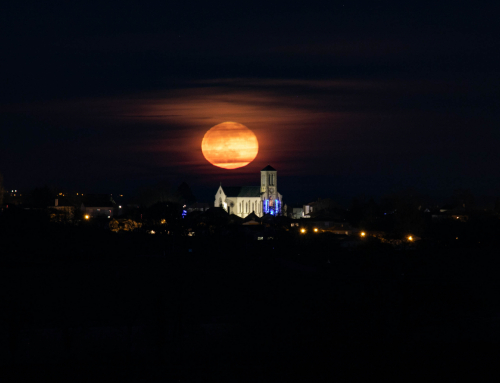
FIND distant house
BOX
[187,202,211,213]
[307,212,343,229]
[302,202,315,218]
[432,205,469,222]
[5,189,25,206]
[50,197,76,220]
[290,206,304,219]
[81,194,116,218]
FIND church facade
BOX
[214,165,283,218]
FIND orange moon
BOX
[201,122,259,169]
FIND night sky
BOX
[1,2,499,204]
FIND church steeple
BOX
[261,165,280,215]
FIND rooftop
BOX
[222,186,261,198]
[261,165,276,171]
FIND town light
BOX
[84,215,90,220]
[314,228,318,232]
[361,232,366,237]
[408,236,413,241]
[301,228,306,234]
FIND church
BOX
[214,165,283,218]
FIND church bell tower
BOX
[261,165,280,215]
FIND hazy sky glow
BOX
[1,2,499,203]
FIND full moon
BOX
[201,122,259,169]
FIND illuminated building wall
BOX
[214,165,283,218]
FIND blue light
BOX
[264,199,270,214]
[275,200,281,215]
[270,210,274,215]
[182,210,187,218]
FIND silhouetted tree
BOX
[176,182,196,205]
[347,195,373,227]
[137,180,176,207]
[309,197,338,218]
[29,186,56,208]
[145,201,183,222]
[381,189,425,236]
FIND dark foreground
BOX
[1,227,500,381]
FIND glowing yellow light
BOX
[301,228,306,233]
[408,236,413,241]
[314,228,318,232]
[361,232,366,237]
[150,230,155,234]
[160,219,166,224]
[84,215,90,220]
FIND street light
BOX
[314,228,318,233]
[301,228,306,234]
[84,215,90,220]
[360,232,366,237]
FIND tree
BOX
[380,189,426,236]
[310,197,337,217]
[29,186,56,208]
[136,180,176,207]
[176,182,196,205]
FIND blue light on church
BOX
[264,199,270,214]
[182,209,187,218]
[275,199,281,215]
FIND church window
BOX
[268,174,274,186]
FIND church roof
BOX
[261,165,276,171]
[222,186,261,198]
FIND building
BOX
[214,165,283,218]
[81,194,117,218]
[187,202,211,213]
[50,197,76,221]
